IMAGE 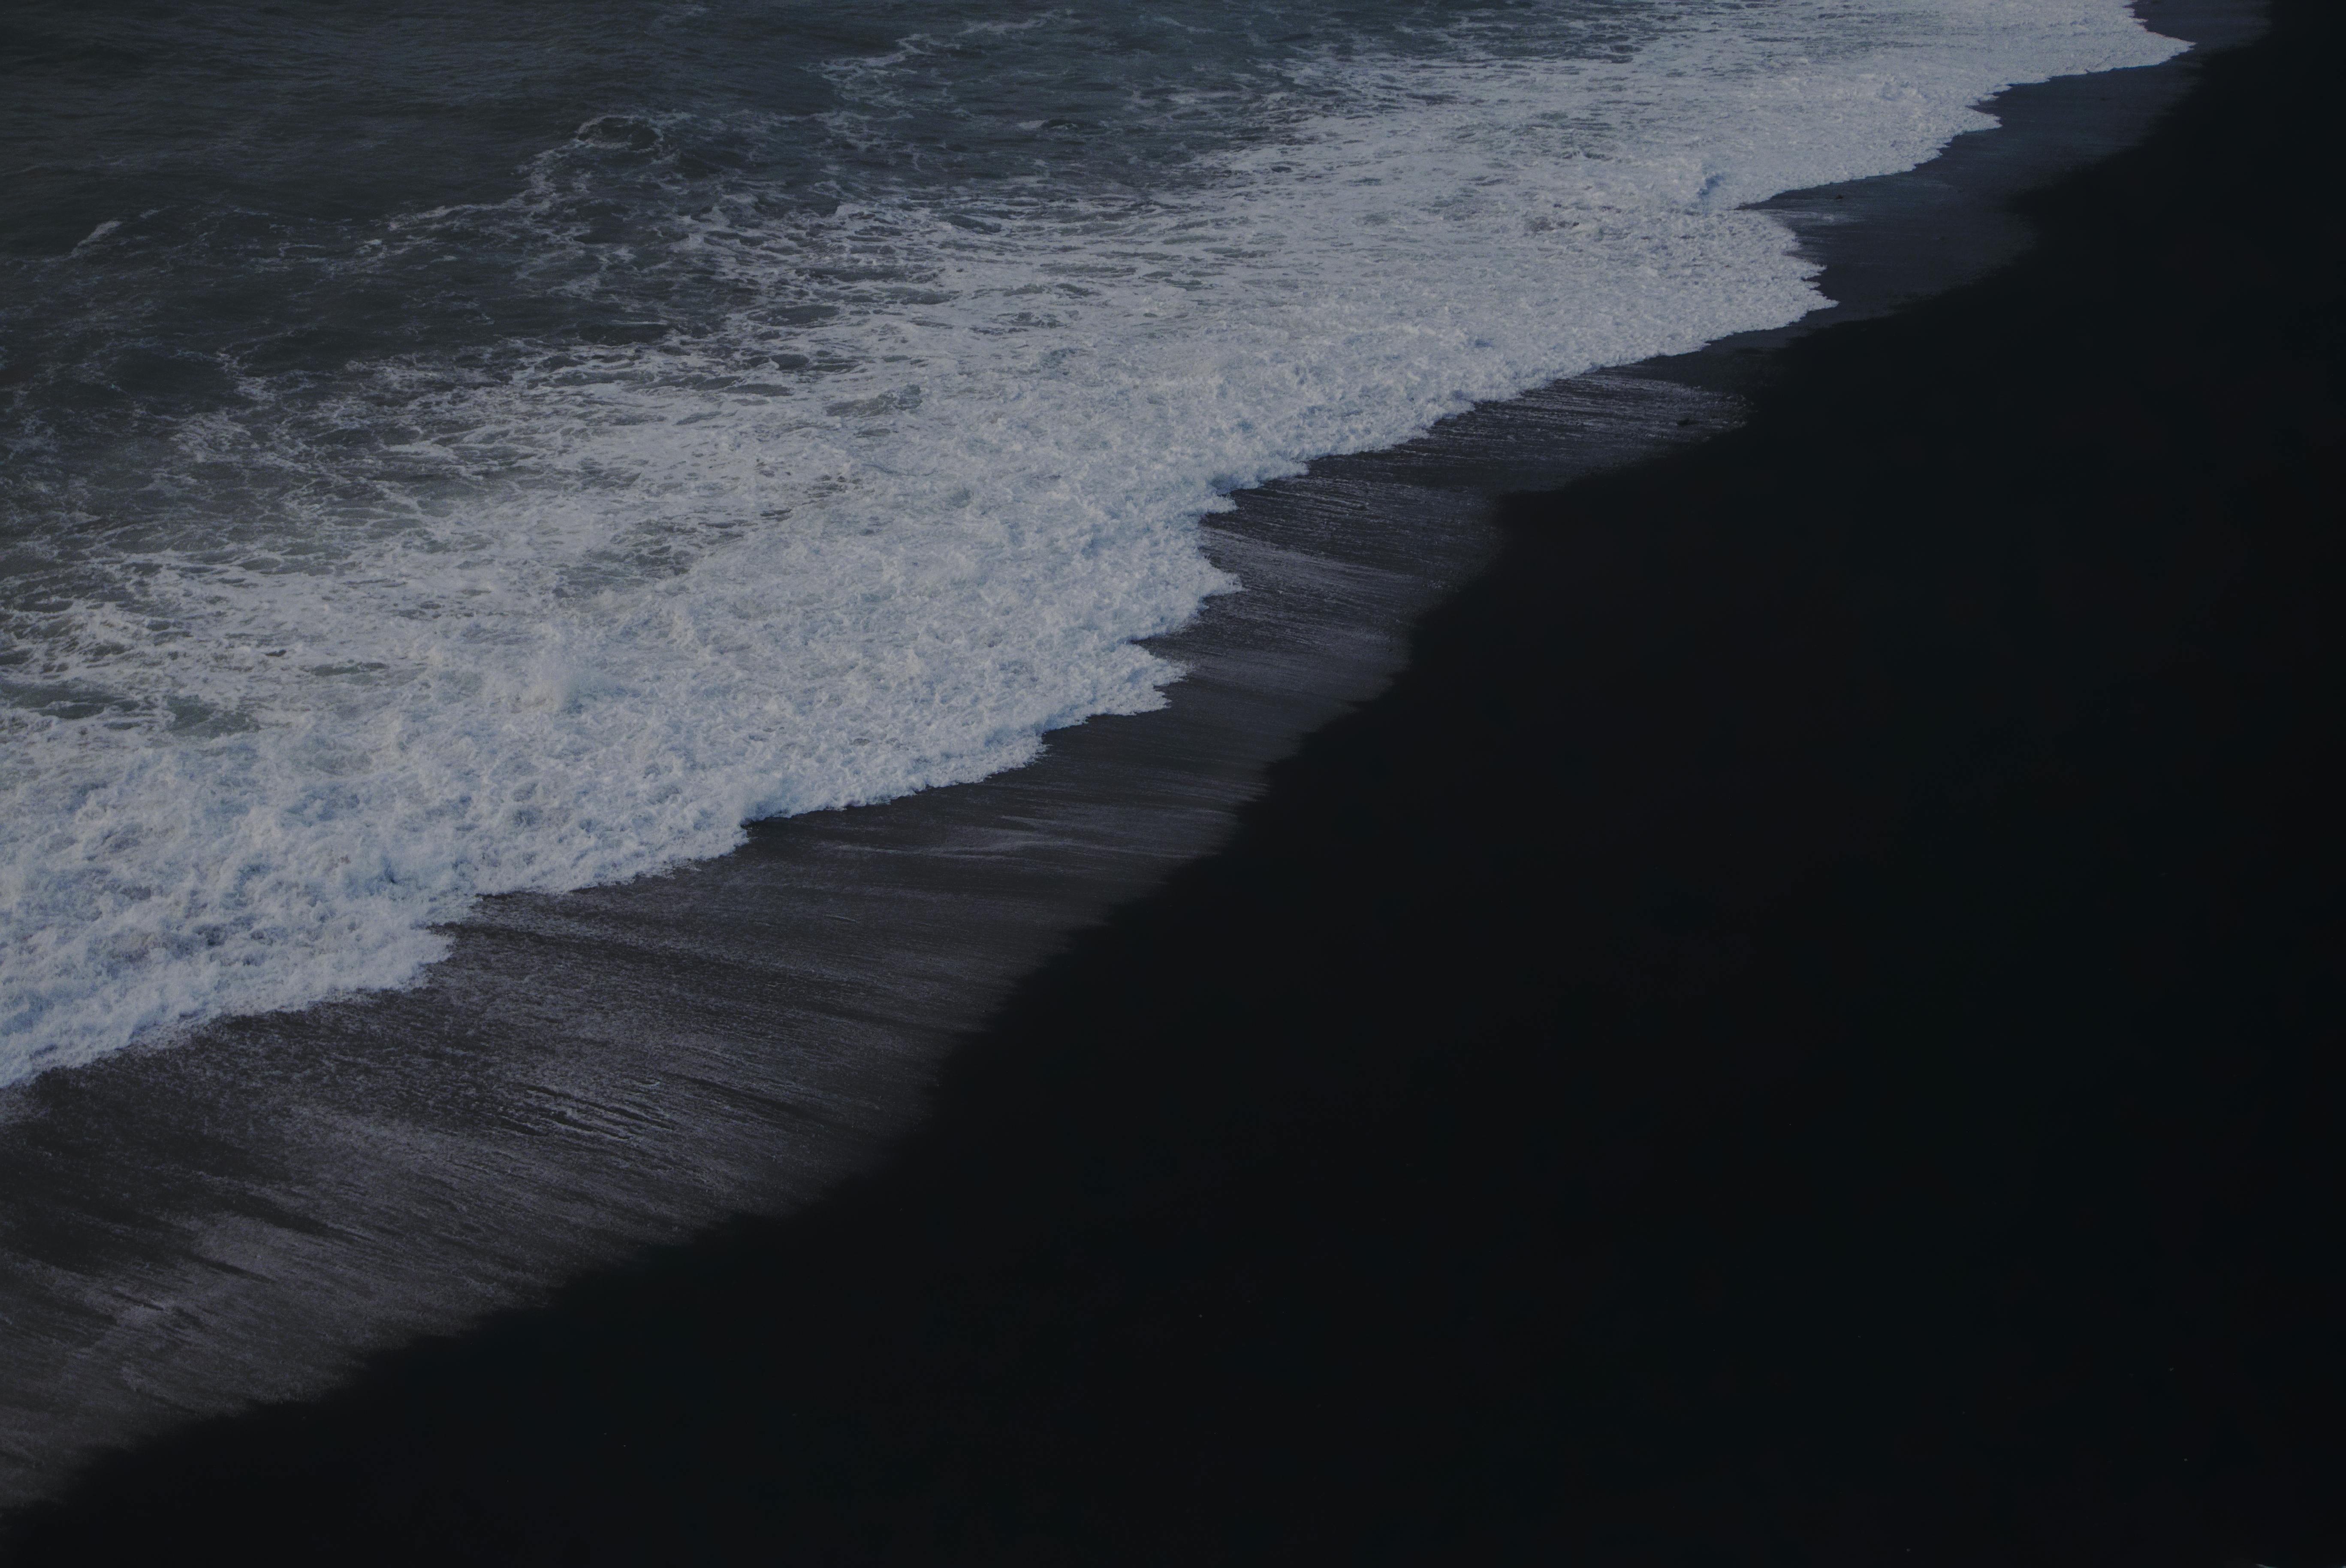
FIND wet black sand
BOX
[0,310,1738,1505]
[6,0,2341,1561]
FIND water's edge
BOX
[0,0,2257,1512]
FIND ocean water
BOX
[1,0,2182,1080]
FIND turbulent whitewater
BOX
[0,0,2180,1079]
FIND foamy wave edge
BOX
[0,0,2184,1083]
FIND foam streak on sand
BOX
[0,0,2181,1077]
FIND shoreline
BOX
[2,2,2322,1557]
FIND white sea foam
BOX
[0,0,2182,1080]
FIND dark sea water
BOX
[0,0,2187,1512]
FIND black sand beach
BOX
[5,0,2340,1561]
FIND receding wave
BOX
[0,0,2181,1079]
